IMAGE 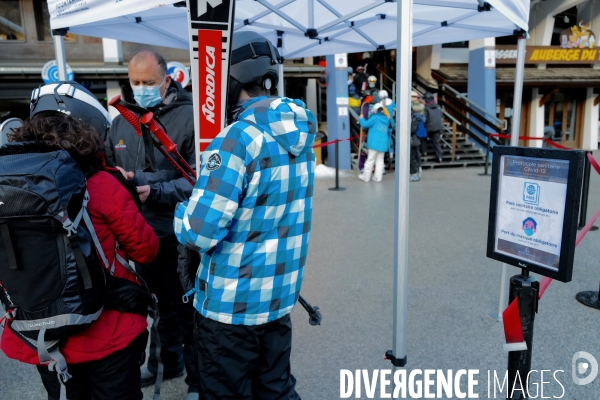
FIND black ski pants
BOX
[136,236,198,391]
[194,313,300,400]
[421,130,444,162]
[37,331,148,400]
[410,135,421,175]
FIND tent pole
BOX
[52,29,68,81]
[389,0,412,369]
[277,30,284,97]
[496,34,526,322]
[511,36,526,147]
[277,62,284,97]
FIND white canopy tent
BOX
[49,0,528,58]
[48,0,530,367]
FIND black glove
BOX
[177,244,201,294]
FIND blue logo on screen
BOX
[523,182,540,205]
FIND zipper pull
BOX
[0,281,15,307]
[182,288,196,304]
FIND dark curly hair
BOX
[9,112,142,209]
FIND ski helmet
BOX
[30,81,112,139]
[423,92,435,101]
[228,32,281,109]
[367,75,377,89]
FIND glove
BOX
[177,244,201,293]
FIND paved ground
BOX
[2,157,600,399]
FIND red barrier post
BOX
[479,133,492,176]
[575,202,600,310]
[329,139,346,192]
[578,151,598,231]
[576,285,600,310]
[575,152,600,310]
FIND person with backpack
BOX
[0,81,159,400]
[422,92,445,163]
[358,103,391,182]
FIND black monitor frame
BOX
[486,146,584,282]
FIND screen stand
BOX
[507,269,539,399]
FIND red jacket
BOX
[1,171,159,365]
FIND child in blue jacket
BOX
[358,103,391,182]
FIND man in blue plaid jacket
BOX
[174,32,315,399]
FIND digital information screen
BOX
[494,155,569,271]
[487,147,584,282]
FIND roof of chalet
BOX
[434,66,600,87]
[0,62,324,80]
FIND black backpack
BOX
[0,143,110,381]
[0,143,161,399]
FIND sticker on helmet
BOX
[206,153,222,171]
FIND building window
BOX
[0,0,25,41]
[495,35,517,46]
[552,6,578,46]
[33,1,77,42]
[544,90,583,146]
[442,41,468,48]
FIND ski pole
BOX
[298,295,322,326]
[141,112,197,179]
[109,96,196,185]
[357,128,364,172]
[108,96,142,136]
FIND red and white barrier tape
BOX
[312,134,361,149]
[488,133,570,149]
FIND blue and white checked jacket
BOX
[174,96,316,325]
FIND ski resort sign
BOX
[496,45,600,64]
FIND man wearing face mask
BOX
[105,50,199,400]
[366,75,378,96]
